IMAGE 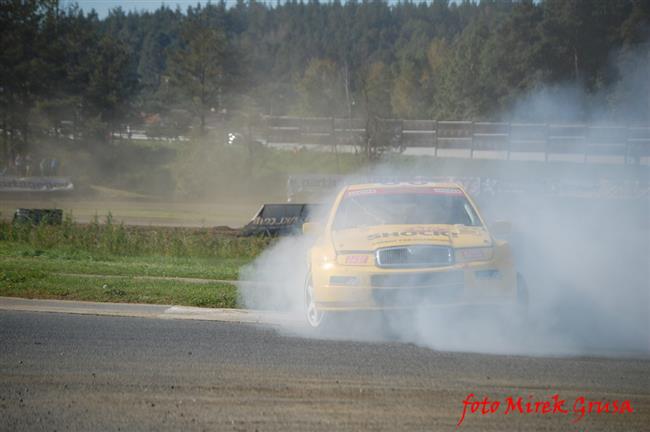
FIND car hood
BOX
[331,224,492,252]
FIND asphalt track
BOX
[1,307,649,432]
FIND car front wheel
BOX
[305,273,327,328]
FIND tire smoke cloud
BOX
[239,45,649,357]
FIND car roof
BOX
[345,182,465,191]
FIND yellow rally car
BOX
[302,182,528,328]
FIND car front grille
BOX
[375,245,454,268]
[370,271,464,307]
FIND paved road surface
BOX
[1,310,649,431]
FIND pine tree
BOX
[167,10,228,134]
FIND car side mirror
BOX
[302,222,322,235]
[490,221,511,236]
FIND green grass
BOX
[0,267,237,308]
[0,244,246,280]
[0,219,272,307]
[0,217,271,258]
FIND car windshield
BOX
[332,188,481,230]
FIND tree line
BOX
[1,0,648,157]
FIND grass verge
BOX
[0,267,237,308]
[0,243,247,280]
[0,217,271,258]
[0,220,269,307]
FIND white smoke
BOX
[239,45,650,356]
[239,235,310,316]
[506,43,650,124]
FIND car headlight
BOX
[319,252,337,270]
[455,247,493,263]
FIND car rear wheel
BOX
[305,273,327,328]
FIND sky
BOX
[70,1,240,17]
[70,0,446,17]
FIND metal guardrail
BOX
[262,116,650,163]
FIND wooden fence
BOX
[262,116,650,162]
